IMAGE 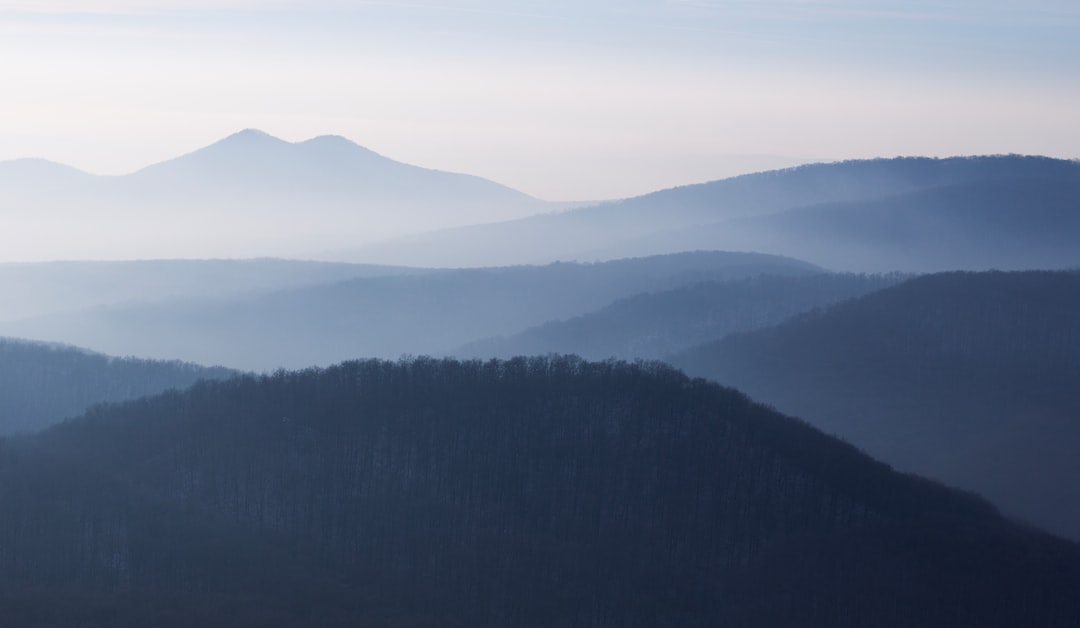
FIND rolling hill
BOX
[0,337,234,435]
[457,272,908,360]
[1,356,1078,625]
[674,270,1080,540]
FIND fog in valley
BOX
[2,1,1079,625]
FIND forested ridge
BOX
[2,356,1078,626]
[674,270,1080,540]
[0,337,235,435]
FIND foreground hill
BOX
[2,356,1078,626]
[351,155,1080,270]
[674,270,1080,540]
[0,337,234,435]
[0,251,818,370]
[458,273,907,360]
[0,130,557,261]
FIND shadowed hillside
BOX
[674,270,1080,540]
[0,338,235,435]
[458,273,908,360]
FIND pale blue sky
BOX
[1,0,1077,199]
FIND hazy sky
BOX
[1,0,1078,200]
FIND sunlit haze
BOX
[1,0,1078,200]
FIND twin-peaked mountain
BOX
[354,155,1080,270]
[673,270,1080,541]
[0,129,557,261]
[6,139,1077,269]
[2,357,1079,626]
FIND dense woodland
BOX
[2,357,1079,626]
[675,270,1080,540]
[0,338,233,435]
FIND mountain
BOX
[0,251,820,371]
[2,356,1078,626]
[626,175,1080,271]
[0,130,559,262]
[673,270,1080,540]
[0,337,235,435]
[457,272,908,360]
[348,155,1080,269]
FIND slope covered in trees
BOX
[458,273,907,360]
[0,337,234,435]
[1,357,1078,626]
[674,270,1080,540]
[0,251,818,370]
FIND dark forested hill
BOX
[349,155,1080,268]
[674,270,1080,540]
[457,273,907,360]
[0,251,819,370]
[0,337,235,435]
[1,357,1078,626]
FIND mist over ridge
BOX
[0,129,565,263]
[347,154,1080,270]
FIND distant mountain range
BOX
[674,270,1080,540]
[6,141,1077,271]
[3,356,1078,626]
[353,155,1080,270]
[0,129,561,261]
[0,251,819,371]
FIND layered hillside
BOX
[675,270,1080,539]
[351,155,1080,269]
[0,251,819,370]
[458,273,907,360]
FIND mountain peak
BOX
[0,157,93,180]
[298,133,384,160]
[218,128,288,146]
